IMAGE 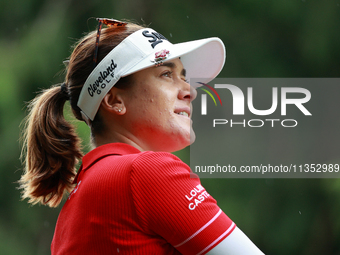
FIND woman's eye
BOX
[162,71,173,78]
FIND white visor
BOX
[77,28,226,123]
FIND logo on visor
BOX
[152,49,170,66]
[142,30,168,48]
[88,59,118,97]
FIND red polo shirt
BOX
[51,143,235,254]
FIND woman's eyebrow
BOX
[159,62,187,77]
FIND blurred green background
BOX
[1,0,340,254]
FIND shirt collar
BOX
[73,143,141,184]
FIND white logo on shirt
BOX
[185,184,210,210]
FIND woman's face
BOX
[122,58,197,152]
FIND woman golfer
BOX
[19,18,264,254]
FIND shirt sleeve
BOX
[206,227,265,255]
[130,151,236,255]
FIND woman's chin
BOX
[190,129,196,145]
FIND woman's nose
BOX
[178,80,197,102]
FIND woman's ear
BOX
[101,88,126,115]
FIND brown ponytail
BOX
[19,85,82,207]
[19,22,144,207]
